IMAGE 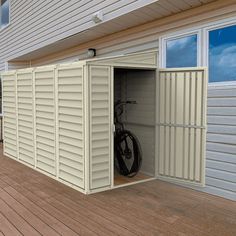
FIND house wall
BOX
[0,0,159,71]
[30,2,236,200]
[204,85,236,200]
[2,0,236,200]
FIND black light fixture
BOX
[87,48,96,58]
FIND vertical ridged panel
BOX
[17,70,34,165]
[89,65,111,190]
[35,67,56,175]
[157,68,207,186]
[2,73,17,158]
[57,65,84,188]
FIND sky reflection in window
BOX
[166,34,197,68]
[209,24,236,82]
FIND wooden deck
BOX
[0,145,235,236]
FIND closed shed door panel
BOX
[35,67,56,176]
[157,69,207,186]
[2,73,17,158]
[17,70,34,166]
[57,65,85,189]
[89,65,111,190]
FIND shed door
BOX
[157,68,208,186]
[89,65,112,190]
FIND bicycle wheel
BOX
[114,129,142,177]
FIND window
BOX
[160,19,236,83]
[166,34,198,68]
[0,0,9,28]
[209,24,236,83]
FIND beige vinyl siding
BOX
[17,69,34,166]
[89,65,112,190]
[2,73,17,158]
[57,65,85,188]
[2,63,86,191]
[35,66,56,175]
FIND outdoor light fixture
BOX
[92,11,103,23]
[87,48,96,58]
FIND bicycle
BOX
[114,100,142,178]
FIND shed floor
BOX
[0,144,235,236]
[114,171,151,186]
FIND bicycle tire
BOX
[114,129,142,177]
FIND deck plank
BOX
[0,212,22,236]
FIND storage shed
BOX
[2,51,208,194]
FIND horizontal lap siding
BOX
[205,86,236,200]
[0,0,157,63]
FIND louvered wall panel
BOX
[57,65,84,189]
[157,69,207,186]
[89,65,111,190]
[35,67,56,175]
[17,70,34,165]
[2,73,17,158]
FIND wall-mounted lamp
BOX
[87,48,96,58]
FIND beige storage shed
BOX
[2,51,208,194]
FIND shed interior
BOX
[113,68,156,186]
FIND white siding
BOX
[204,85,236,200]
[0,0,159,68]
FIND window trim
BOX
[203,20,236,84]
[0,0,10,30]
[159,29,202,68]
[159,16,236,84]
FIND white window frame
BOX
[0,0,10,30]
[159,16,236,85]
[159,29,202,68]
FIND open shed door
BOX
[157,68,208,186]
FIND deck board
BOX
[0,144,235,236]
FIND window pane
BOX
[209,24,236,82]
[166,35,197,68]
[1,0,9,27]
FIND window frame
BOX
[0,0,10,30]
[203,20,236,85]
[159,29,202,68]
[159,16,236,85]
